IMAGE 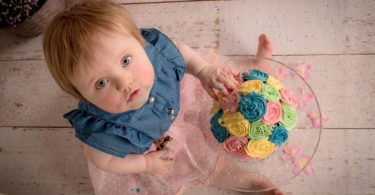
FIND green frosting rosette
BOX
[280,103,297,130]
[248,120,273,140]
[239,92,267,122]
[260,83,281,102]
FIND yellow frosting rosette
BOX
[244,138,275,158]
[218,112,250,137]
[238,80,264,95]
[266,75,283,90]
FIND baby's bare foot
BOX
[254,34,273,71]
[256,34,273,59]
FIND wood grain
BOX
[1,0,374,60]
[1,128,374,194]
[1,55,374,128]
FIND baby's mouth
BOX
[127,89,141,102]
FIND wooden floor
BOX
[1,0,374,194]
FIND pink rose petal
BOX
[275,67,289,81]
[307,112,330,128]
[281,143,302,162]
[297,88,314,108]
[293,156,314,176]
[296,63,312,80]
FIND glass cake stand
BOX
[200,57,322,192]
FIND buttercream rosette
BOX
[210,69,298,159]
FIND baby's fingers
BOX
[215,76,237,91]
[223,69,241,87]
[211,80,229,95]
[160,148,175,160]
[203,85,219,100]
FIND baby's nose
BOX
[116,75,133,92]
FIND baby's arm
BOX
[83,144,174,177]
[175,42,240,99]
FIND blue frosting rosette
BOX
[210,111,229,143]
[242,69,269,82]
[239,93,267,122]
[269,125,289,146]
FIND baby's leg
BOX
[254,34,273,72]
[205,156,283,195]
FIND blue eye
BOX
[95,79,108,89]
[122,56,132,66]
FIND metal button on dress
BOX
[148,96,155,103]
[166,108,174,116]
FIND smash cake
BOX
[197,55,322,190]
[210,69,299,159]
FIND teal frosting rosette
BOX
[210,68,300,159]
[268,125,289,146]
[210,111,229,143]
[239,93,267,122]
[242,69,269,82]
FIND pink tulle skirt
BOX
[87,73,223,195]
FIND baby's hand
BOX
[197,65,240,100]
[144,148,174,177]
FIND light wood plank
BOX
[1,128,374,194]
[116,0,194,3]
[1,0,374,60]
[0,1,221,61]
[0,128,88,183]
[273,55,375,129]
[185,129,375,195]
[0,182,93,195]
[71,0,195,4]
[219,0,375,55]
[0,60,76,127]
[1,55,374,128]
[0,127,79,154]
[0,127,93,194]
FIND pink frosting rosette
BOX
[223,136,249,158]
[218,91,240,112]
[262,101,282,125]
[280,88,299,108]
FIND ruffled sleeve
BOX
[64,109,154,158]
[141,28,186,81]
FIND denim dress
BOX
[64,28,185,158]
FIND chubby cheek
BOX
[141,64,155,85]
[95,92,121,112]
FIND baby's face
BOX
[72,31,155,113]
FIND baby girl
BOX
[43,0,281,194]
